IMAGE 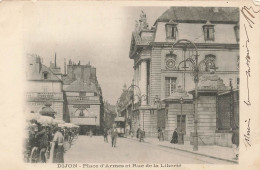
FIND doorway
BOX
[177,115,186,134]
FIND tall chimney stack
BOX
[55,53,57,67]
[64,58,66,75]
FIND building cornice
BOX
[161,70,239,74]
[155,20,239,26]
[68,103,101,105]
[26,100,64,102]
[130,42,239,59]
[27,79,62,82]
[149,42,239,50]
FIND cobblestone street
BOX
[64,136,234,164]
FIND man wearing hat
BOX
[111,125,118,147]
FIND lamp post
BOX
[127,82,147,132]
[170,39,199,151]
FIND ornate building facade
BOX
[25,55,64,120]
[25,55,104,135]
[62,60,104,135]
[128,7,239,146]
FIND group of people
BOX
[103,126,118,147]
[24,119,79,163]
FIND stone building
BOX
[128,7,239,146]
[25,55,64,120]
[62,60,104,135]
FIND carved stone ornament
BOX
[166,58,176,70]
[165,52,177,70]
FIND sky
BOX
[23,4,169,105]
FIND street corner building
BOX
[25,55,104,134]
[62,60,104,135]
[127,7,239,147]
[25,55,64,120]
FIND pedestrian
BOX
[89,129,93,138]
[130,129,134,138]
[139,129,145,142]
[111,126,118,147]
[36,125,49,163]
[104,128,108,143]
[158,128,164,141]
[170,128,178,144]
[53,127,64,163]
[232,127,239,160]
[158,127,161,141]
[136,128,140,139]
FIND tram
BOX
[114,117,125,137]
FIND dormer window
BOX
[203,21,215,41]
[165,20,178,40]
[43,72,48,80]
[234,23,239,42]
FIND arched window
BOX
[79,110,84,117]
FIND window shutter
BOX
[209,28,214,40]
[172,27,177,39]
[203,28,207,40]
[166,25,171,38]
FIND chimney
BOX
[64,58,66,75]
[55,53,57,67]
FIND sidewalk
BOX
[126,136,238,164]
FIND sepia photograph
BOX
[22,5,241,165]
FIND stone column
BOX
[140,60,147,105]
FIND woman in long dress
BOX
[170,128,178,144]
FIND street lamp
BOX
[127,82,147,132]
[170,39,199,151]
[171,39,218,151]
[178,97,184,144]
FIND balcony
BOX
[26,92,63,101]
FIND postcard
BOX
[0,0,259,170]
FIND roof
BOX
[27,62,61,82]
[155,7,239,24]
[64,79,97,92]
[63,76,75,85]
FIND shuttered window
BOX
[204,27,214,41]
[166,25,177,39]
[203,23,215,41]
